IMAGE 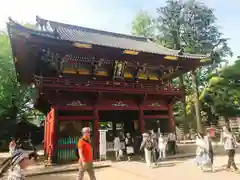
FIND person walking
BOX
[223,126,239,172]
[195,132,213,172]
[151,131,158,164]
[9,137,17,157]
[204,131,215,172]
[158,133,166,161]
[125,133,134,161]
[168,132,176,155]
[140,133,154,168]
[113,134,121,161]
[77,127,96,180]
[195,133,207,170]
[7,149,36,180]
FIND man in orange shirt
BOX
[77,127,96,180]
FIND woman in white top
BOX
[195,133,213,171]
[158,134,166,160]
[113,134,121,161]
[195,133,206,169]
[9,137,17,157]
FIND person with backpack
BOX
[223,126,239,172]
[140,132,154,168]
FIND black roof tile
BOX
[8,16,208,60]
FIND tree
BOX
[0,31,35,139]
[132,10,155,39]
[156,0,187,125]
[131,0,232,131]
[180,0,232,131]
[202,58,240,122]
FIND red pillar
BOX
[45,113,50,157]
[44,118,47,156]
[94,108,99,160]
[52,108,58,162]
[48,108,56,165]
[168,104,175,132]
[139,107,144,133]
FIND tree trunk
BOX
[191,69,202,132]
[179,75,188,133]
[179,75,187,117]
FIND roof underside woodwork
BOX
[7,16,211,86]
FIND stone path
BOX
[0,152,9,165]
[26,155,240,180]
[27,167,145,180]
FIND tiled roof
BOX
[9,17,208,59]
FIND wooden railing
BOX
[34,75,183,94]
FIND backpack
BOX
[145,140,153,150]
[75,148,79,158]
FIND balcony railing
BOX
[34,75,183,94]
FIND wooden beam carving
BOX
[91,57,104,79]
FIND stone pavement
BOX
[26,155,240,180]
[25,161,111,177]
[27,167,146,180]
[0,152,9,164]
[24,153,197,177]
[110,154,240,180]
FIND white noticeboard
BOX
[99,130,108,161]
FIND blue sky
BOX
[1,0,239,62]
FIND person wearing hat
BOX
[7,149,35,180]
[77,127,96,180]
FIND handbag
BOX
[119,149,123,157]
[126,146,134,154]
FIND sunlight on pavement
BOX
[27,155,240,180]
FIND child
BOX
[7,150,36,180]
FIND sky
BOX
[1,0,240,63]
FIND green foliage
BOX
[131,0,234,128]
[202,59,240,118]
[132,10,155,38]
[0,31,36,139]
